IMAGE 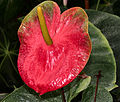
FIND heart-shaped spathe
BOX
[18,1,92,95]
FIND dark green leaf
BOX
[0,27,23,91]
[86,10,120,86]
[0,93,8,101]
[81,86,113,102]
[1,76,91,102]
[84,22,117,91]
[1,85,41,102]
[66,76,91,102]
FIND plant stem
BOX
[96,0,101,11]
[13,85,17,89]
[94,71,102,102]
[0,27,7,47]
[84,0,89,9]
[8,54,19,74]
[61,88,66,102]
[0,55,7,70]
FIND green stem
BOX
[8,54,18,74]
[13,85,17,89]
[12,41,18,50]
[0,55,7,70]
[9,51,18,56]
[96,0,101,11]
[94,71,102,102]
[0,27,7,47]
[0,42,5,49]
[61,88,66,102]
[0,48,4,52]
[0,54,5,57]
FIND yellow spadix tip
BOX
[37,6,53,45]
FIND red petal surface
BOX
[18,1,92,95]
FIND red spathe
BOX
[18,1,92,95]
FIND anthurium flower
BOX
[18,1,92,95]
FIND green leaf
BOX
[81,86,113,102]
[0,0,31,92]
[0,27,23,91]
[66,76,91,102]
[83,22,117,91]
[86,10,120,86]
[1,76,91,102]
[0,93,8,101]
[1,85,41,102]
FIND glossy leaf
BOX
[66,76,91,102]
[81,86,113,102]
[1,76,91,102]
[1,85,41,102]
[83,22,117,91]
[0,93,8,101]
[86,10,120,86]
